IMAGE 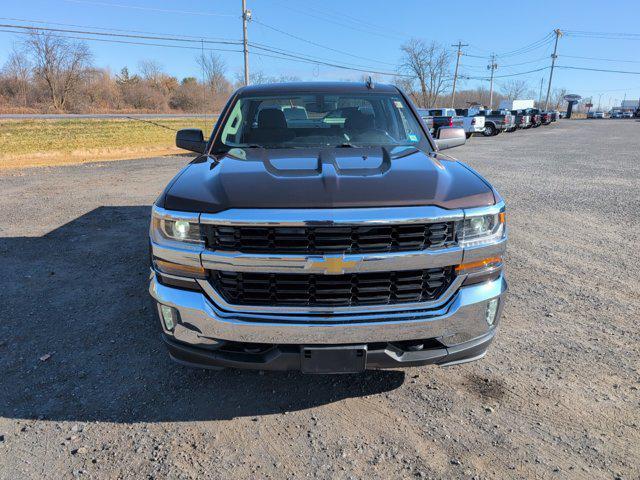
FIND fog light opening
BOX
[485,298,499,326]
[159,304,178,331]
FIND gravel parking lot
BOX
[1,120,638,479]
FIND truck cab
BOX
[149,82,507,373]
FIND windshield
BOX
[214,92,426,149]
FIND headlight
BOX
[150,207,203,246]
[458,211,505,247]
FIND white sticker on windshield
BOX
[394,101,403,109]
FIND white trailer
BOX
[499,99,535,110]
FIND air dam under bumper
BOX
[149,273,507,371]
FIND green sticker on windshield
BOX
[408,134,418,142]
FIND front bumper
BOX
[162,328,496,371]
[149,272,507,370]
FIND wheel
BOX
[465,132,472,139]
[483,124,496,136]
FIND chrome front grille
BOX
[210,268,455,308]
[202,222,455,254]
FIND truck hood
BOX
[162,146,495,213]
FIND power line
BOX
[0,22,242,46]
[495,33,555,58]
[557,65,640,75]
[0,20,408,77]
[251,18,397,66]
[269,0,406,41]
[0,24,406,79]
[0,16,240,43]
[560,54,640,64]
[463,66,550,81]
[462,34,554,64]
[248,43,409,77]
[0,27,242,53]
[62,0,236,17]
[564,30,640,39]
[495,66,549,79]
[249,41,397,71]
[462,53,487,59]
[463,56,550,69]
[566,29,640,36]
[309,1,408,38]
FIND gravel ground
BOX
[0,119,638,479]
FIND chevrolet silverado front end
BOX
[149,82,507,373]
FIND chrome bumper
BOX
[149,272,507,346]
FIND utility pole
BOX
[487,54,497,109]
[544,29,562,110]
[242,0,251,86]
[201,39,206,115]
[538,77,544,107]
[450,41,468,108]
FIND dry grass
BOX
[0,117,215,169]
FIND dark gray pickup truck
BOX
[476,109,516,136]
[149,82,507,373]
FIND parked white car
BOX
[455,109,486,138]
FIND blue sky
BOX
[1,0,640,108]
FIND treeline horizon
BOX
[0,31,570,114]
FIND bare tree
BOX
[551,87,568,110]
[399,39,451,108]
[196,52,230,95]
[24,31,92,110]
[138,59,164,87]
[1,49,32,107]
[501,80,529,101]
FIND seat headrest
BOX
[344,110,374,134]
[258,108,287,129]
[283,106,308,120]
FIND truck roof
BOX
[237,81,400,96]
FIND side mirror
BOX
[435,127,466,151]
[176,129,206,154]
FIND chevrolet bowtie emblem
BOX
[309,256,358,275]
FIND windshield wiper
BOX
[335,142,360,148]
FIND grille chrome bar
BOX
[200,246,463,275]
[199,205,464,226]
